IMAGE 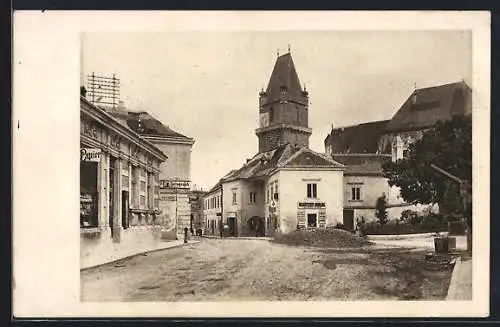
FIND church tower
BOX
[255,50,312,153]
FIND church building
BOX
[205,51,345,237]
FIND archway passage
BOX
[248,216,265,237]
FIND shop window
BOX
[80,161,98,228]
[307,183,317,198]
[351,186,361,201]
[307,213,318,228]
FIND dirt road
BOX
[81,238,452,301]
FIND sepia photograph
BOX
[79,30,473,302]
[13,11,490,318]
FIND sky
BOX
[81,31,471,191]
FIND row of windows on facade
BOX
[205,195,222,210]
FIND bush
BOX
[334,222,345,230]
[356,216,367,236]
[364,213,448,235]
[400,209,422,226]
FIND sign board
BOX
[298,202,326,209]
[80,148,102,162]
[159,179,190,189]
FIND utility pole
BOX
[430,164,472,252]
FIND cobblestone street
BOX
[81,238,453,301]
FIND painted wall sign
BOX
[159,180,190,189]
[298,202,326,208]
[80,148,102,162]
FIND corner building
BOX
[80,97,167,266]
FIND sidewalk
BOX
[446,256,472,300]
[81,239,199,270]
[202,235,272,241]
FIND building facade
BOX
[324,81,472,226]
[105,107,195,238]
[202,184,222,236]
[80,97,167,266]
[189,189,207,234]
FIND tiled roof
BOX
[285,149,344,168]
[105,107,192,139]
[331,154,391,176]
[223,144,344,182]
[324,120,390,154]
[263,52,306,105]
[384,81,472,133]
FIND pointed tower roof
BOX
[264,52,306,104]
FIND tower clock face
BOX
[259,112,269,128]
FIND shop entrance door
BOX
[122,191,129,229]
[227,217,236,236]
[343,209,355,231]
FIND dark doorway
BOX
[307,213,318,228]
[122,190,129,229]
[343,209,355,231]
[248,216,265,236]
[227,217,236,236]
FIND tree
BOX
[382,115,472,218]
[375,193,388,225]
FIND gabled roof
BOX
[324,120,390,154]
[384,81,472,133]
[331,154,392,176]
[223,144,344,182]
[263,52,307,104]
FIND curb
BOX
[446,256,462,300]
[80,241,199,272]
[201,235,272,241]
[367,232,445,240]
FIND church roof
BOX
[324,120,390,154]
[384,81,472,133]
[223,144,344,182]
[263,52,306,104]
[331,154,391,176]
